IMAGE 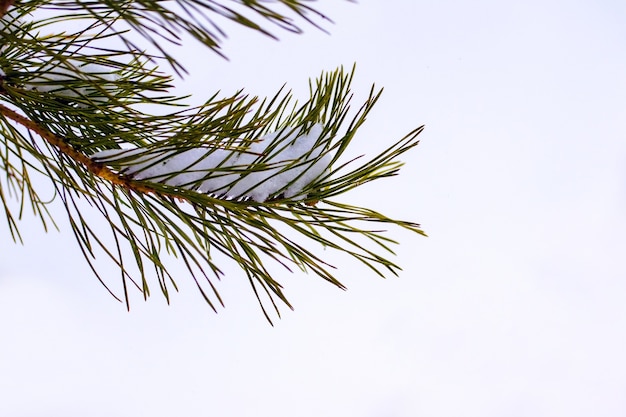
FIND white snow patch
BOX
[227,123,329,201]
[25,61,119,105]
[1,9,119,106]
[92,124,332,202]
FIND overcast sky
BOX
[2,1,626,416]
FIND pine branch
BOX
[0,1,426,323]
[0,102,155,193]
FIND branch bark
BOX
[0,102,163,196]
[0,0,15,17]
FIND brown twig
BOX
[0,102,161,195]
[0,0,16,16]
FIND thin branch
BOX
[0,0,15,16]
[0,102,164,197]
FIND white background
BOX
[1,1,626,416]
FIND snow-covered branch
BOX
[93,124,333,202]
[1,1,424,320]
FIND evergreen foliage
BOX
[0,0,425,321]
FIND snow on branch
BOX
[1,6,121,106]
[92,124,333,202]
[24,61,120,105]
